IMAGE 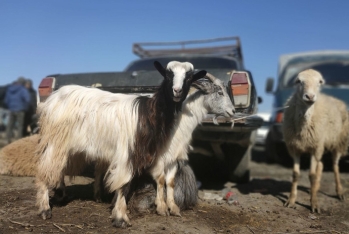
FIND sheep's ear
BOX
[294,77,301,85]
[154,61,166,77]
[192,70,207,82]
[192,79,215,94]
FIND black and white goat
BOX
[35,61,206,228]
[125,73,235,216]
[148,73,235,216]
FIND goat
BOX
[109,74,235,215]
[147,73,235,216]
[283,69,349,213]
[35,61,206,228]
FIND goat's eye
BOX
[166,71,174,78]
[185,71,193,79]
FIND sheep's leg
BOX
[332,152,344,200]
[309,155,323,213]
[284,154,300,208]
[166,163,181,216]
[111,184,131,228]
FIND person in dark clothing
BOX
[4,77,30,143]
[0,84,9,132]
[23,79,37,136]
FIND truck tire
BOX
[221,143,251,183]
[265,132,292,166]
[265,132,278,163]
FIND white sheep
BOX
[0,135,39,177]
[35,61,207,228]
[283,69,349,213]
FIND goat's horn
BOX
[205,73,217,82]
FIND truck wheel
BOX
[265,132,292,166]
[265,132,278,163]
[221,143,251,183]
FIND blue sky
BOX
[1,0,348,112]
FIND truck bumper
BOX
[193,114,263,147]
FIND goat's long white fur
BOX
[37,87,137,190]
[35,61,207,228]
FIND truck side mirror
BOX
[265,78,274,94]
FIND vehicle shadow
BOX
[252,146,349,173]
[232,178,312,211]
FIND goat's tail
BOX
[174,159,198,210]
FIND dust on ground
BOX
[0,145,349,234]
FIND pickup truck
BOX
[38,37,263,183]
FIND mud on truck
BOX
[37,37,263,183]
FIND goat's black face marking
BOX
[166,70,174,80]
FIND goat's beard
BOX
[173,97,181,102]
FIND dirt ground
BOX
[0,144,349,234]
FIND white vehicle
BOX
[255,112,271,146]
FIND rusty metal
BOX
[133,36,243,63]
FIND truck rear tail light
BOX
[275,111,284,123]
[38,77,55,102]
[230,71,251,108]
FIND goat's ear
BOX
[154,61,166,77]
[192,70,207,82]
[192,79,214,94]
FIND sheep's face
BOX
[192,78,235,117]
[154,61,207,102]
[295,69,325,105]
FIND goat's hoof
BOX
[338,194,345,201]
[284,200,296,208]
[95,197,102,203]
[170,206,181,217]
[39,209,52,220]
[112,218,131,228]
[170,210,181,217]
[156,208,169,216]
[311,205,321,214]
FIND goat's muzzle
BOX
[173,88,183,102]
